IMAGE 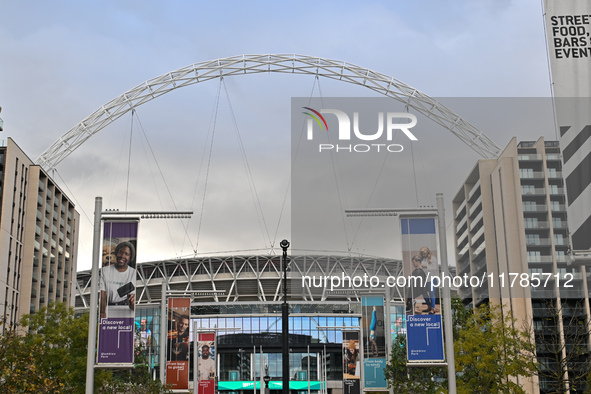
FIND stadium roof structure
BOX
[75,253,405,309]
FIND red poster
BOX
[166,298,191,390]
[198,333,216,394]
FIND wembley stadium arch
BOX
[36,54,501,171]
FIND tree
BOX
[454,302,537,394]
[0,322,66,393]
[0,302,170,393]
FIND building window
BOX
[527,251,541,262]
[526,234,540,245]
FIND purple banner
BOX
[98,317,135,363]
[98,220,139,365]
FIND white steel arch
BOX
[35,54,501,171]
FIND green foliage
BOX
[453,302,537,394]
[0,302,170,394]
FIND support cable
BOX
[107,115,133,207]
[193,79,223,255]
[318,78,353,254]
[125,109,134,211]
[133,111,196,256]
[221,79,271,250]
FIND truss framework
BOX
[36,54,501,171]
[75,254,405,308]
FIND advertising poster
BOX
[198,333,216,394]
[543,0,591,251]
[361,296,387,389]
[400,216,445,362]
[97,220,138,365]
[166,297,191,390]
[342,330,360,394]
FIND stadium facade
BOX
[76,253,408,393]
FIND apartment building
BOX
[453,137,587,393]
[0,137,80,329]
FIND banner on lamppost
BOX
[97,220,138,365]
[166,297,191,390]
[543,0,591,251]
[361,296,387,389]
[343,330,360,394]
[198,333,216,394]
[400,216,445,363]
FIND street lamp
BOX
[344,193,456,394]
[280,239,290,394]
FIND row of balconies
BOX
[521,187,565,196]
[528,255,569,264]
[520,170,563,179]
[526,238,569,247]
[522,203,567,213]
[517,153,562,162]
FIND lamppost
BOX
[85,196,193,394]
[280,239,290,394]
[345,193,457,394]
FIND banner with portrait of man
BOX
[166,297,191,390]
[198,333,216,394]
[97,220,138,365]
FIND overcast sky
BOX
[0,1,557,271]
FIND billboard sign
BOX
[97,220,138,365]
[544,0,591,251]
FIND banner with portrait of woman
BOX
[400,216,445,363]
[342,330,360,394]
[361,296,387,389]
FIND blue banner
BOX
[406,314,444,362]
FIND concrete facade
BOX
[453,137,588,393]
[0,138,79,329]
